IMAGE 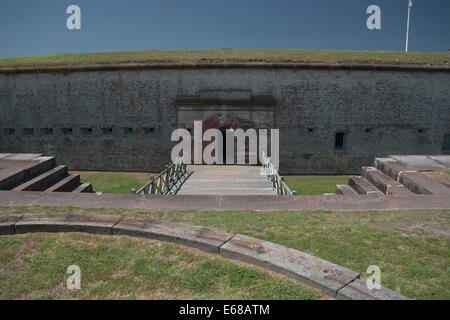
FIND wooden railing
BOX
[131,158,188,195]
[261,152,296,195]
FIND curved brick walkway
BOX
[0,213,410,300]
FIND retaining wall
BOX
[1,64,449,173]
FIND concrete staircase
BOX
[336,156,450,197]
[177,165,276,196]
[0,153,93,193]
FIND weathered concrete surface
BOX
[15,213,122,235]
[400,172,450,196]
[178,165,276,195]
[0,156,56,190]
[113,217,234,253]
[374,157,419,180]
[361,166,414,197]
[0,154,91,193]
[0,191,449,211]
[220,234,359,296]
[1,68,449,174]
[390,155,450,171]
[348,176,383,195]
[0,214,22,235]
[335,184,357,195]
[337,279,412,300]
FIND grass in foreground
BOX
[284,175,348,195]
[0,233,319,300]
[1,207,449,300]
[70,171,153,194]
[0,49,448,68]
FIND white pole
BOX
[405,0,413,52]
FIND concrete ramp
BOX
[177,165,276,196]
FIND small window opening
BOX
[40,128,53,136]
[23,128,34,136]
[144,127,155,135]
[81,127,93,136]
[101,127,113,135]
[123,127,133,135]
[61,128,73,135]
[4,128,15,136]
[335,132,348,152]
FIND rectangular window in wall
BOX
[443,134,450,153]
[101,127,113,135]
[123,127,133,135]
[143,127,155,136]
[335,132,348,152]
[365,128,375,136]
[81,127,93,136]
[307,127,318,137]
[40,128,53,136]
[418,128,430,136]
[4,128,15,136]
[61,128,73,135]
[23,128,34,136]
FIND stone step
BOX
[73,183,93,193]
[12,165,68,191]
[374,157,418,181]
[0,156,56,190]
[361,166,414,197]
[390,155,449,171]
[1,154,43,161]
[348,176,383,195]
[45,174,81,192]
[399,172,450,196]
[336,184,358,195]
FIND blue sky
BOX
[0,0,448,59]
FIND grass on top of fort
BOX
[0,206,449,300]
[0,49,449,68]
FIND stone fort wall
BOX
[0,66,449,174]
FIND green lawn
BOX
[1,206,449,300]
[0,233,318,300]
[70,171,153,194]
[0,49,448,68]
[284,175,349,195]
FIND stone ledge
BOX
[112,217,235,253]
[15,213,122,235]
[220,234,359,297]
[0,215,23,235]
[337,278,412,300]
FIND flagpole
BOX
[405,0,413,52]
